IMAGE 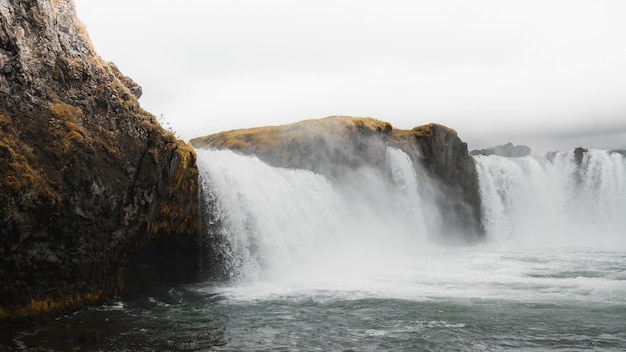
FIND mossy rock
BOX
[0,0,202,323]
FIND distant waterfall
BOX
[475,150,626,246]
[196,147,430,282]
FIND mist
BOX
[196,147,443,284]
[73,0,626,152]
[195,143,626,295]
[476,150,626,248]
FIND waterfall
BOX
[198,146,626,283]
[475,150,626,247]
[196,147,430,282]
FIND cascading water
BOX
[475,149,626,247]
[197,147,626,290]
[11,147,626,350]
[196,147,431,284]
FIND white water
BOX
[475,150,626,248]
[196,147,626,304]
[197,148,431,286]
[10,148,626,351]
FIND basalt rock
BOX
[191,118,484,242]
[0,0,201,323]
[391,124,483,240]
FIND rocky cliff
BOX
[391,124,483,240]
[191,116,484,242]
[0,0,201,323]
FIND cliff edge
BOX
[391,124,483,240]
[191,116,483,242]
[1,0,201,322]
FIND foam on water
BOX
[196,148,626,305]
[199,247,626,306]
[475,150,626,248]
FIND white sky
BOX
[73,0,626,152]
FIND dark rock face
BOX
[574,147,588,166]
[470,143,531,158]
[392,124,483,241]
[0,0,201,322]
[192,118,484,243]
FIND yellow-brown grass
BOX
[50,101,82,121]
[191,116,393,151]
[391,123,457,152]
[0,289,104,321]
[46,101,88,155]
[0,110,55,200]
[147,139,200,236]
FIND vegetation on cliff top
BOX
[190,116,483,244]
[190,116,393,152]
[190,117,461,160]
[390,123,458,154]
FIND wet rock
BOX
[574,147,588,166]
[392,124,483,240]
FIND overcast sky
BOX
[73,0,626,152]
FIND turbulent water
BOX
[6,148,626,351]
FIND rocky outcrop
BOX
[191,116,393,178]
[470,143,531,158]
[573,147,588,166]
[0,0,201,323]
[191,117,484,242]
[391,124,483,240]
